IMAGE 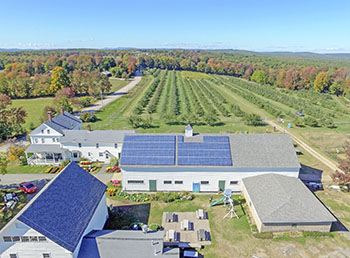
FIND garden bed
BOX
[0,189,27,230]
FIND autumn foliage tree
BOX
[0,94,27,139]
[314,71,330,93]
[50,66,70,94]
[331,141,350,191]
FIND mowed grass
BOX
[7,160,49,174]
[108,78,129,93]
[108,194,348,258]
[10,97,53,131]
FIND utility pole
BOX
[100,88,103,107]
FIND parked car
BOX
[18,182,38,194]
[296,111,305,116]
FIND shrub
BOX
[78,96,93,108]
[149,223,161,231]
[244,113,263,126]
[80,112,97,122]
[304,117,319,127]
[294,118,305,127]
[254,232,273,239]
[302,231,333,238]
[109,157,119,167]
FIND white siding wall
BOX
[122,167,300,192]
[30,124,63,145]
[0,196,108,258]
[0,221,73,258]
[72,195,108,258]
[62,143,122,162]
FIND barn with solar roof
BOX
[120,131,301,192]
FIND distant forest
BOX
[1,49,350,98]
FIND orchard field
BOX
[89,69,350,163]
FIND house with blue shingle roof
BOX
[26,108,82,165]
[0,162,108,258]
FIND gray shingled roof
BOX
[229,134,300,168]
[78,230,179,258]
[61,130,135,144]
[242,174,336,224]
[121,133,300,169]
[44,111,82,134]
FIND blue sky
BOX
[1,0,350,53]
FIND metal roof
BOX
[25,144,66,154]
[120,133,300,169]
[242,173,336,224]
[60,130,135,145]
[18,162,107,252]
[78,230,179,258]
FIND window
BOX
[9,254,18,258]
[114,143,118,148]
[41,130,44,134]
[21,236,29,242]
[175,181,183,184]
[47,129,50,134]
[230,181,238,185]
[41,138,45,144]
[43,254,51,258]
[99,152,104,157]
[35,138,38,144]
[78,143,82,148]
[52,138,55,142]
[73,152,78,158]
[201,181,209,185]
[30,236,38,242]
[96,143,99,148]
[3,236,11,242]
[88,152,91,156]
[38,236,47,242]
[127,180,144,184]
[292,224,297,228]
[12,236,20,242]
[163,180,172,184]
[56,138,59,142]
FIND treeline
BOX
[1,49,350,98]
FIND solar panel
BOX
[177,135,232,166]
[121,135,176,166]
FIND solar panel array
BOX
[178,136,233,166]
[120,135,176,165]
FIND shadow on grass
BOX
[111,203,151,224]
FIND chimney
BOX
[60,106,65,115]
[48,111,52,121]
[185,124,193,137]
[87,124,91,131]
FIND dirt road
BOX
[82,76,142,112]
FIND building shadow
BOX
[111,203,151,224]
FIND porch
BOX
[25,144,68,165]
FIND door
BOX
[149,180,157,192]
[218,180,226,192]
[192,183,200,193]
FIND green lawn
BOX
[108,78,129,93]
[107,193,348,258]
[10,97,54,131]
[7,161,50,174]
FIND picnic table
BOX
[166,229,176,242]
[166,212,175,222]
[197,229,206,241]
[183,219,189,231]
[196,209,206,219]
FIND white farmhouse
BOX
[0,162,108,258]
[26,108,82,165]
[60,129,135,162]
[25,109,134,164]
[120,133,300,192]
